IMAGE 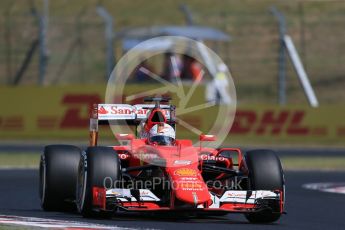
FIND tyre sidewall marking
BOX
[78,152,88,212]
[40,155,46,206]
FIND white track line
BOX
[0,215,137,229]
[302,182,345,195]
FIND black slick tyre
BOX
[244,149,284,223]
[76,146,121,218]
[39,145,81,211]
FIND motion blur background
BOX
[0,0,344,147]
[1,2,344,229]
[1,0,345,102]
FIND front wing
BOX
[92,188,283,213]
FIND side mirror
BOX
[115,133,134,141]
[200,134,216,141]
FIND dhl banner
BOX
[0,85,344,146]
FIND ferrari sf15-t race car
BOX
[39,97,285,223]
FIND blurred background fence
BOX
[0,0,344,104]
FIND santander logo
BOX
[98,105,170,118]
[98,106,109,114]
[134,108,149,115]
[110,106,133,115]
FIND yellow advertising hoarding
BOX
[0,85,344,146]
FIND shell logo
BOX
[174,168,197,177]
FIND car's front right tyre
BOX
[39,145,81,211]
[76,146,121,218]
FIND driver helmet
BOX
[148,123,175,146]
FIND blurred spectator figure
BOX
[180,55,194,80]
[206,63,232,104]
[190,60,203,82]
[161,52,182,81]
[134,59,154,82]
[180,55,203,82]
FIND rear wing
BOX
[89,103,176,146]
[91,103,174,121]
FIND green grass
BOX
[281,156,345,171]
[0,152,344,171]
[0,153,40,168]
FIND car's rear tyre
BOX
[244,149,284,223]
[39,145,81,211]
[76,146,121,218]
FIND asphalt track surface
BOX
[0,169,344,230]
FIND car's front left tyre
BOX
[244,149,285,223]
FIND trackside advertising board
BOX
[0,85,344,146]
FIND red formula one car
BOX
[39,97,285,223]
